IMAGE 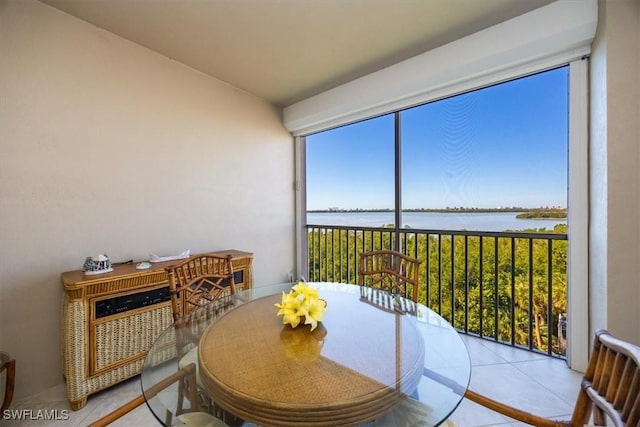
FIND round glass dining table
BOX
[141,282,471,427]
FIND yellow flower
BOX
[292,282,320,301]
[303,297,327,331]
[275,282,327,331]
[275,291,305,327]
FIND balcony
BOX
[305,223,568,358]
[6,223,582,425]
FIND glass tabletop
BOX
[141,282,471,426]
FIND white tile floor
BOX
[2,335,583,427]
[448,335,582,426]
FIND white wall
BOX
[0,0,294,399]
[589,0,640,345]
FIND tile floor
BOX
[2,335,583,427]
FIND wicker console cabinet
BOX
[61,249,253,410]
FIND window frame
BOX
[295,59,589,370]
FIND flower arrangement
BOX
[275,282,327,331]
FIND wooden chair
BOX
[461,329,640,427]
[174,295,243,425]
[358,250,421,302]
[166,255,243,425]
[1,351,15,413]
[166,254,237,321]
[86,363,226,427]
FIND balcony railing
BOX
[305,224,568,358]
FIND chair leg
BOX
[1,356,15,413]
[86,395,146,427]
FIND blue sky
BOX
[306,67,569,211]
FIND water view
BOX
[307,211,566,232]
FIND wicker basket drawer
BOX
[90,296,172,376]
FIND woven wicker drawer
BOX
[90,293,172,376]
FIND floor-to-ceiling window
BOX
[304,67,573,358]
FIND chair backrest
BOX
[572,329,640,427]
[166,254,236,321]
[358,250,421,302]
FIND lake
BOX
[307,211,566,232]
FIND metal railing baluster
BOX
[305,223,567,358]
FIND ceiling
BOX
[39,0,553,107]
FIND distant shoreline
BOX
[515,210,567,219]
[308,207,566,215]
[307,209,567,232]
